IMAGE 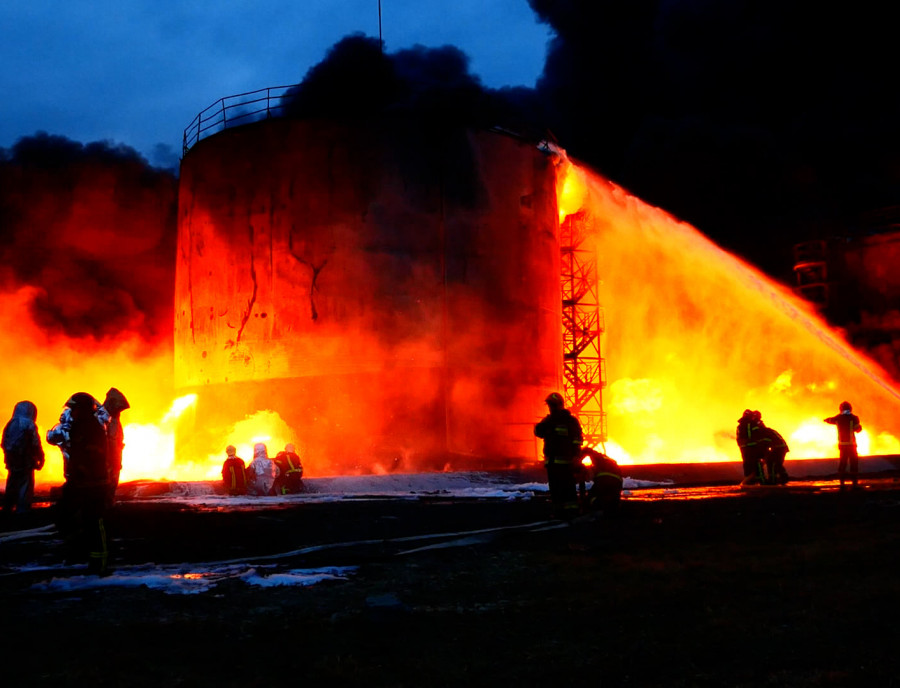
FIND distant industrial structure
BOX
[793,206,900,381]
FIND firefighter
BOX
[100,387,130,506]
[47,392,105,480]
[736,410,754,481]
[2,401,45,515]
[221,445,248,495]
[756,422,790,485]
[272,443,305,494]
[737,410,768,485]
[534,392,583,519]
[580,447,623,514]
[247,442,276,496]
[824,401,863,489]
[56,392,111,574]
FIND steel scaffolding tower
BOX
[560,210,607,447]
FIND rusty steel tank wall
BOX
[175,118,561,471]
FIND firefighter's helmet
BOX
[545,392,564,407]
[840,401,852,412]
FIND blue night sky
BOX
[0,1,551,166]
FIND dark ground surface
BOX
[2,479,900,687]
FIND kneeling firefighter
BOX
[579,447,623,513]
[273,444,304,494]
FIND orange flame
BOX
[557,155,900,464]
[4,151,900,487]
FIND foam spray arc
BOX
[555,156,900,464]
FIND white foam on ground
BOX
[30,563,358,595]
[122,472,669,507]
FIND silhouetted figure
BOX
[737,410,768,485]
[47,393,104,479]
[100,387,130,506]
[825,401,863,489]
[736,409,755,478]
[247,442,276,496]
[534,392,583,519]
[2,401,45,515]
[272,443,304,494]
[757,423,790,485]
[580,447,623,514]
[221,445,248,495]
[56,393,111,574]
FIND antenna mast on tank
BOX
[378,0,384,52]
[560,210,607,448]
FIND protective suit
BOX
[535,393,583,518]
[581,447,623,513]
[100,387,130,505]
[825,402,863,488]
[247,443,276,496]
[757,425,790,485]
[737,410,768,485]
[56,393,111,574]
[47,393,106,479]
[273,444,305,494]
[221,445,248,495]
[2,400,45,514]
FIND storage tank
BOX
[175,117,562,473]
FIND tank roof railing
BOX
[182,85,558,157]
[182,84,297,155]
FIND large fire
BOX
[3,150,900,487]
[557,156,900,464]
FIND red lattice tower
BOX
[560,210,607,447]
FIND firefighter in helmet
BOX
[756,420,790,485]
[580,446,623,513]
[100,387,130,506]
[247,442,276,496]
[737,410,768,485]
[824,401,863,489]
[2,400,45,515]
[534,392,583,518]
[272,443,305,494]
[221,445,248,495]
[56,392,111,574]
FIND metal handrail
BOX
[182,84,298,154]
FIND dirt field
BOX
[2,480,900,687]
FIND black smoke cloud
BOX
[282,34,545,139]
[528,0,900,276]
[9,3,890,350]
[0,133,178,346]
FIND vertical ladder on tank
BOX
[560,210,607,448]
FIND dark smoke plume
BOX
[528,0,900,276]
[282,34,546,138]
[0,133,178,346]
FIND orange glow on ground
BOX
[557,156,900,465]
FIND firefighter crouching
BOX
[579,447,623,514]
[757,421,790,485]
[535,392,583,519]
[273,444,305,495]
[221,445,248,495]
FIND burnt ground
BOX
[2,481,900,687]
